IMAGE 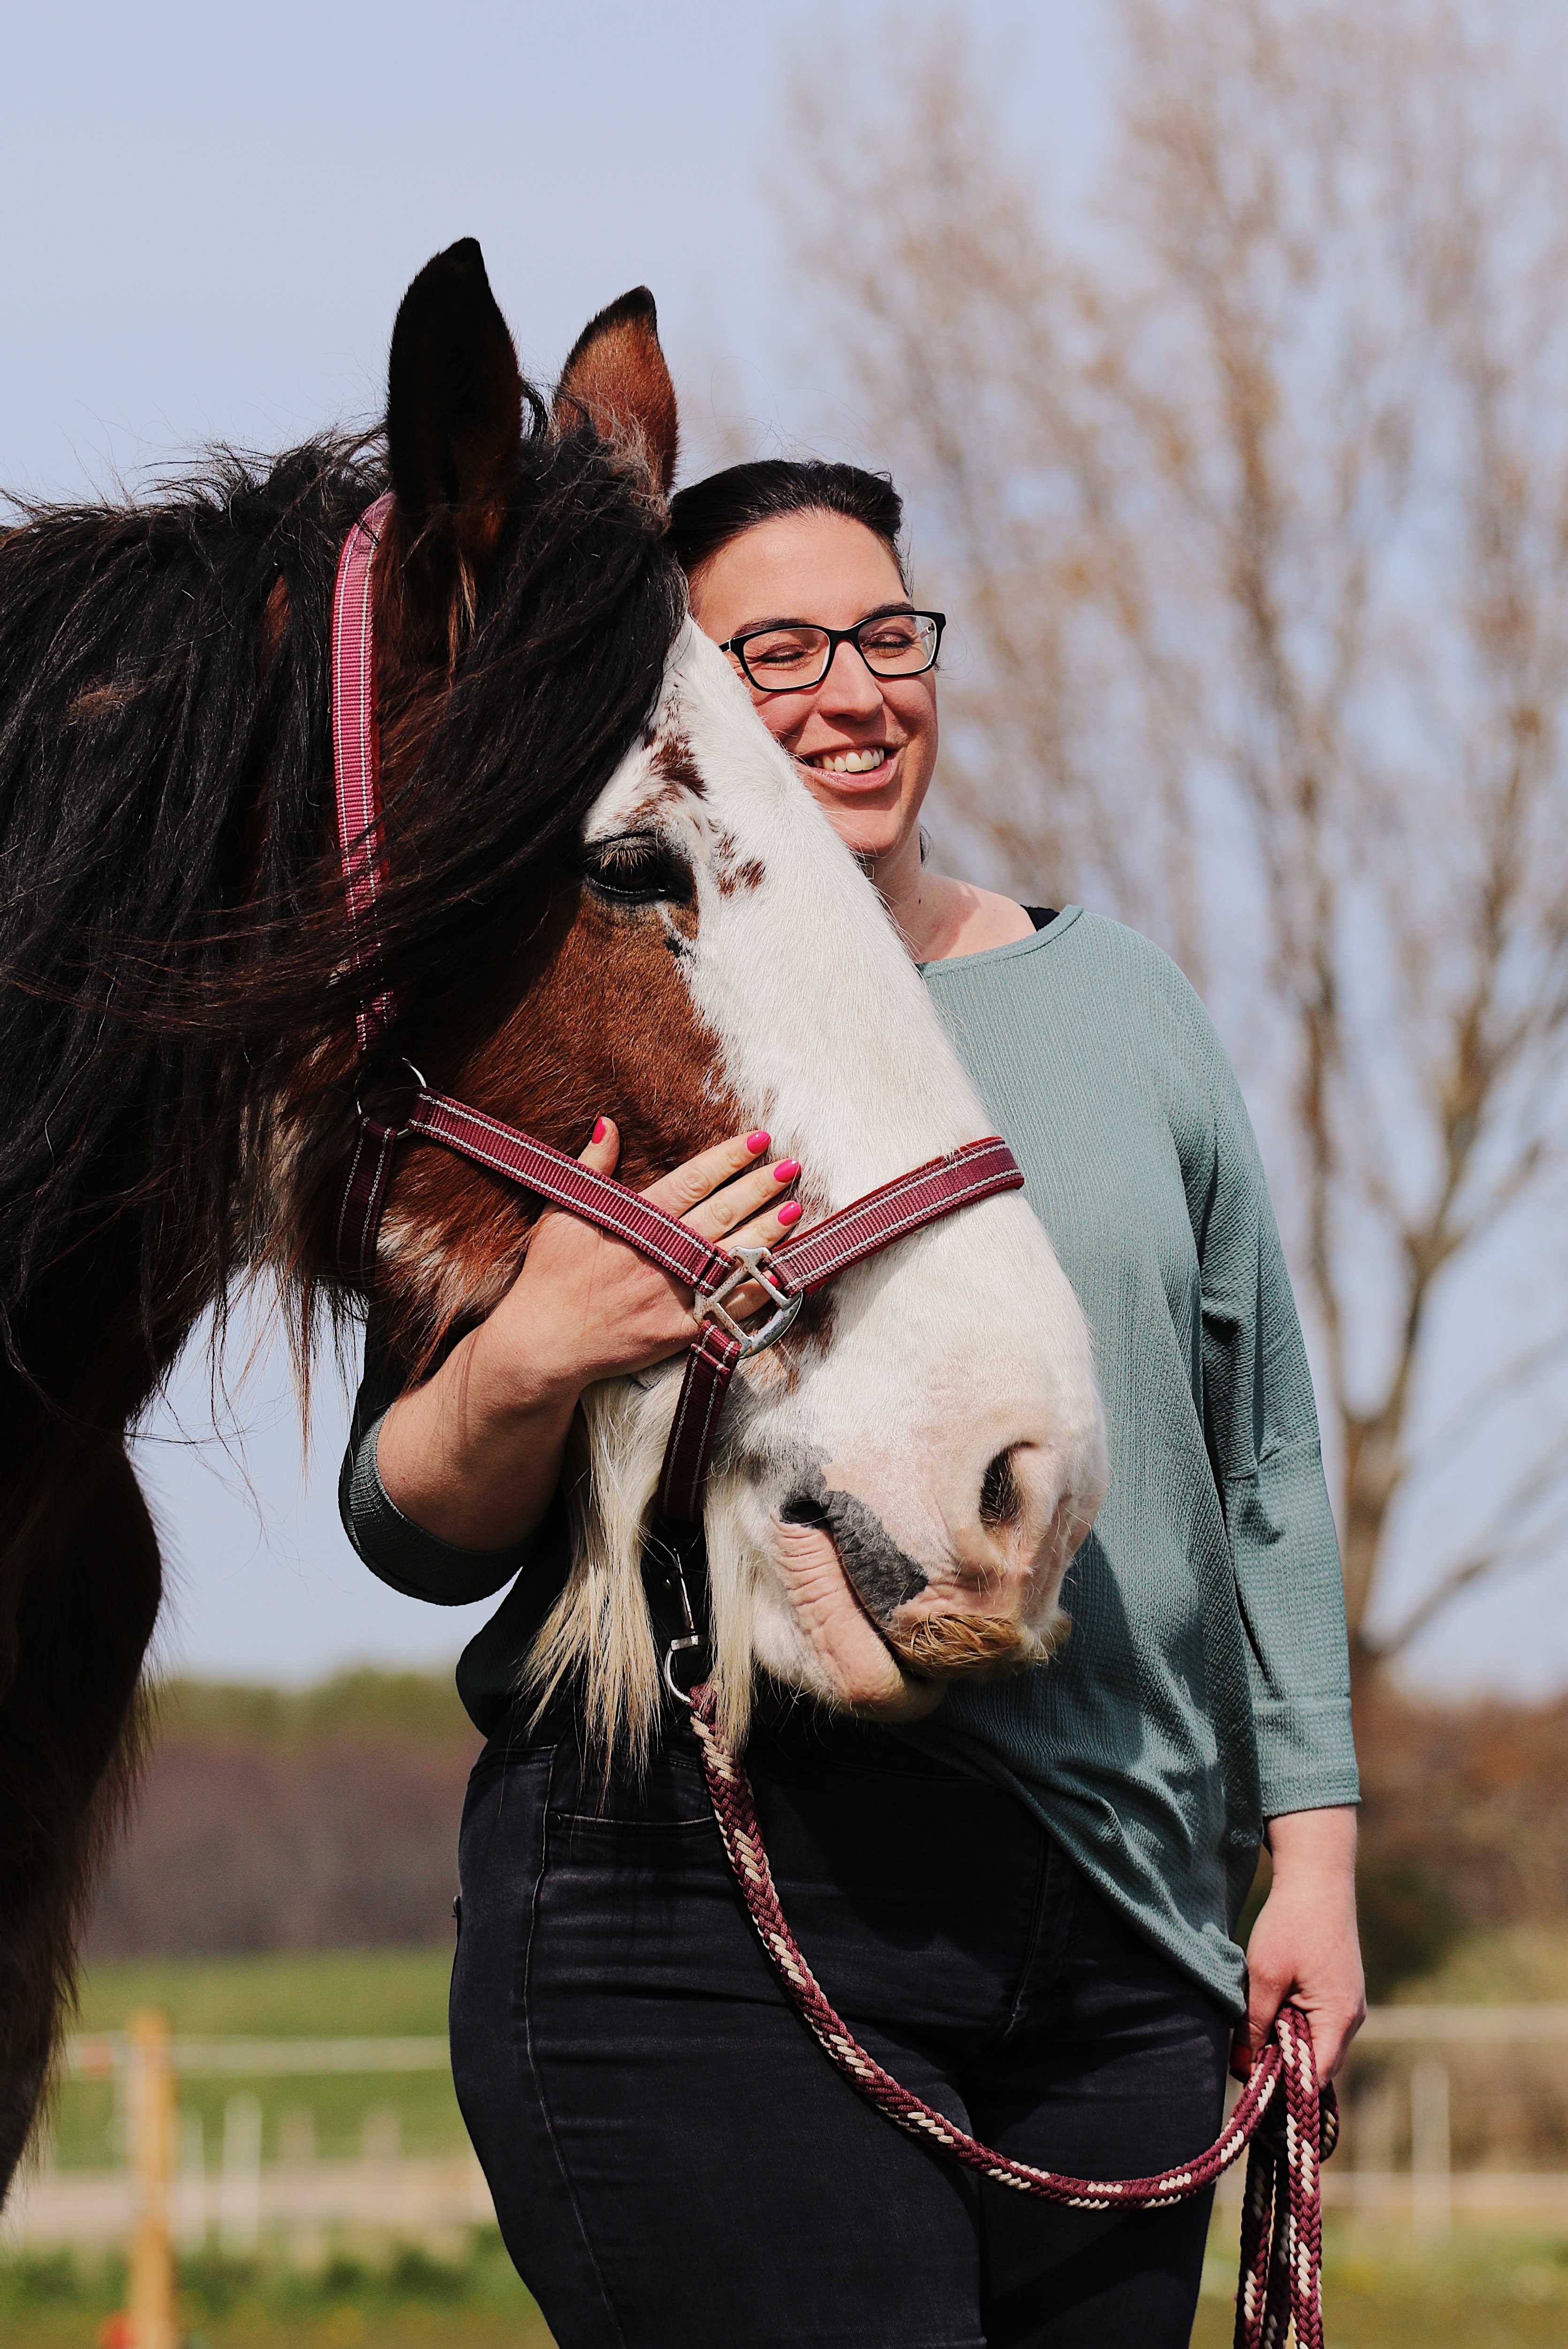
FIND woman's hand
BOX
[1234,1806,1366,2085]
[376,1118,803,1554]
[476,1117,803,1406]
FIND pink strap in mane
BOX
[331,493,396,1058]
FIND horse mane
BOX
[0,407,685,1407]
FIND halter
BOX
[330,499,1335,2345]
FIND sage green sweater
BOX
[339,909,1358,2014]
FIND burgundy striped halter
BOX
[330,496,1335,2349]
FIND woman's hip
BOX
[447,1703,1228,2349]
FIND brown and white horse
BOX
[0,239,1104,2190]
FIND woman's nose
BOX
[815,636,887,718]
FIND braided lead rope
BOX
[687,1687,1334,2349]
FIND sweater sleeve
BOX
[338,1319,535,1606]
[1188,1005,1361,1820]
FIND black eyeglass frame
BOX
[719,610,946,694]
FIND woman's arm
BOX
[373,1115,803,1553]
[1177,981,1364,2081]
[1234,1806,1366,2083]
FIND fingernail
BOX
[777,1200,803,1226]
[772,1159,800,1183]
[592,1116,607,1143]
[746,1130,770,1154]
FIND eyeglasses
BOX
[719,610,945,694]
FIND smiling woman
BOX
[674,461,1035,962]
[340,444,1363,2349]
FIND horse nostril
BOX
[978,1446,1022,1530]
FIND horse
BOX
[0,237,1107,2193]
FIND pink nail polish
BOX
[592,1116,607,1143]
[777,1200,803,1226]
[772,1159,800,1183]
[746,1130,770,1154]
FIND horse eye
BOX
[583,833,693,907]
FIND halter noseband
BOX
[329,498,1025,1577]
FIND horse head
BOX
[323,241,1109,1750]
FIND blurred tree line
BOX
[89,1675,479,1958]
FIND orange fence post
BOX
[126,2008,177,2349]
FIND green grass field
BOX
[1193,2228,1568,2348]
[5,2226,1567,2348]
[0,2237,553,2349]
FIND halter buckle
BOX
[695,1246,803,1358]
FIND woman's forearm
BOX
[1237,1804,1365,2081]
[1265,1803,1358,1878]
[374,1321,580,1553]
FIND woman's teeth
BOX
[807,747,887,775]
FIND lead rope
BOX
[688,1686,1336,2349]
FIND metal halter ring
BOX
[353,1056,429,1135]
[695,1246,804,1358]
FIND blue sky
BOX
[8,1,1562,1694]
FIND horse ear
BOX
[553,287,678,499]
[387,238,522,571]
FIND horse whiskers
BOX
[885,1606,1070,1680]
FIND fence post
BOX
[126,2009,177,2349]
[1410,2057,1453,2236]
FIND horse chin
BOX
[882,1603,1070,1682]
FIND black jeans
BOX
[450,1699,1230,2349]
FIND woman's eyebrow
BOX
[734,601,918,634]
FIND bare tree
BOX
[779,0,1568,1672]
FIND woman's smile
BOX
[793,739,900,791]
[800,744,888,776]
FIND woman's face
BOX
[686,511,939,870]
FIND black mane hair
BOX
[0,407,685,1405]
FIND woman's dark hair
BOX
[668,459,906,584]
